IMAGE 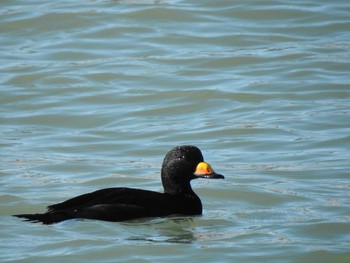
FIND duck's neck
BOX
[163,182,197,196]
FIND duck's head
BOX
[161,145,224,194]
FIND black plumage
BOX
[14,145,224,224]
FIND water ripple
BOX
[1,0,350,262]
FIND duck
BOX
[14,145,224,224]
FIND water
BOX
[1,0,349,262]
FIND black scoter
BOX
[14,145,224,224]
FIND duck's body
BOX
[18,188,202,224]
[14,145,224,224]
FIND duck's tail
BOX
[13,212,71,225]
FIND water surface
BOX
[1,0,349,262]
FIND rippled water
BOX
[1,0,350,262]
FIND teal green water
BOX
[1,0,349,262]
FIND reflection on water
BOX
[126,218,197,244]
